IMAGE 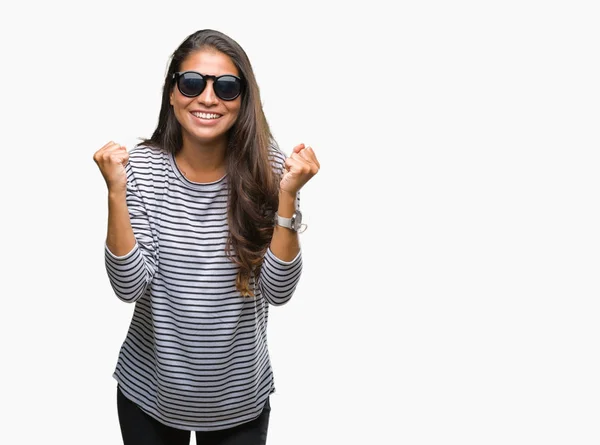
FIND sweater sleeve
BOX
[104,163,158,303]
[258,247,303,306]
[258,188,303,306]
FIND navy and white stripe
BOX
[104,144,302,431]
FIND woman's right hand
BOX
[93,141,129,193]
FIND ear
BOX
[170,90,174,106]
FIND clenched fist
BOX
[280,143,320,196]
[93,141,129,193]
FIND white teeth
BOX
[192,112,220,119]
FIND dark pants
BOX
[117,386,271,445]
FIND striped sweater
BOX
[104,144,302,431]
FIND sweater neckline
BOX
[168,151,227,191]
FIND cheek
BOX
[172,96,193,114]
[227,101,242,119]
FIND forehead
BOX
[180,49,239,77]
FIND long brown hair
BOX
[139,29,280,297]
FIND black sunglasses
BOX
[172,71,242,101]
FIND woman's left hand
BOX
[280,143,320,196]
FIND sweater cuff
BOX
[265,247,301,266]
[105,241,138,261]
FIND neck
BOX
[176,137,228,182]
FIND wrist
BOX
[108,189,127,200]
[279,189,297,200]
[277,190,296,217]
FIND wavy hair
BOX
[139,29,280,297]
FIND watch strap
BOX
[275,212,307,233]
[275,214,294,230]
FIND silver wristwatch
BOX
[275,209,306,233]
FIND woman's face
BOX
[170,49,242,148]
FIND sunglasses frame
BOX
[172,71,243,101]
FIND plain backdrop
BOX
[1,1,599,444]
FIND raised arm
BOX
[259,143,319,305]
[94,142,158,303]
[269,143,319,260]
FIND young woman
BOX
[93,29,320,445]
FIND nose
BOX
[197,79,218,105]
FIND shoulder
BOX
[125,144,170,184]
[126,144,170,174]
[128,144,169,165]
[267,139,287,175]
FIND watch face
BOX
[292,210,302,230]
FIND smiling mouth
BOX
[191,111,222,120]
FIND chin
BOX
[197,127,228,138]
[190,130,229,144]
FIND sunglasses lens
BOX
[214,76,241,100]
[178,72,205,97]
